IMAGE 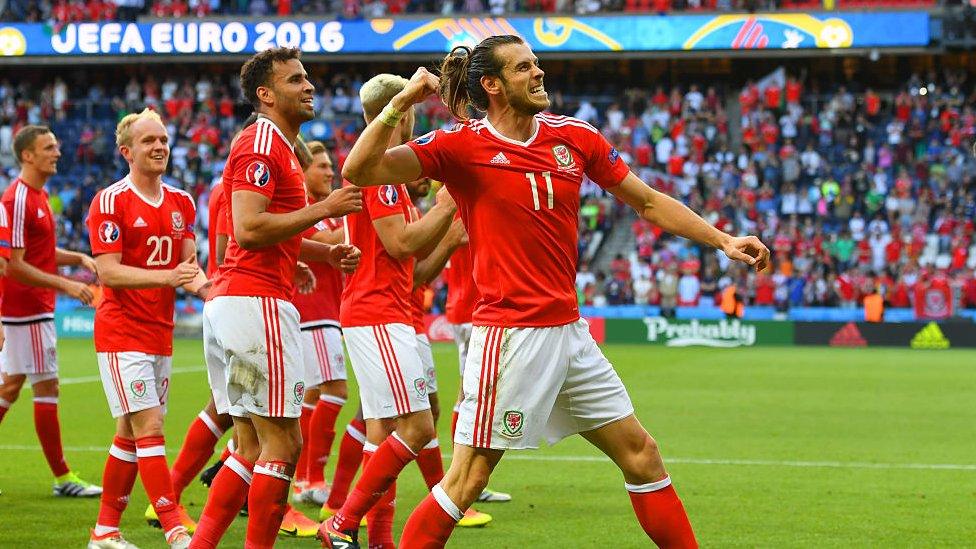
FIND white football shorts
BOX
[203,296,304,419]
[344,323,430,420]
[300,325,347,387]
[0,320,58,376]
[449,322,473,377]
[97,352,172,418]
[415,333,438,394]
[455,319,634,450]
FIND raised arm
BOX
[342,68,439,186]
[608,172,770,271]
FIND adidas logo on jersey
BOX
[490,152,510,165]
[133,217,148,228]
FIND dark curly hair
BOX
[239,47,302,109]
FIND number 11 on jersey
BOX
[525,171,554,211]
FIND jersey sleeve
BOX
[229,148,281,201]
[182,194,197,239]
[5,191,25,249]
[366,185,407,221]
[581,127,630,189]
[405,128,461,182]
[86,191,124,256]
[0,205,11,260]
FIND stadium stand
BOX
[1,60,975,313]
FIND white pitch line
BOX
[0,444,972,472]
[59,366,207,385]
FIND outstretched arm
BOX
[608,172,770,271]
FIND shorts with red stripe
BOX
[300,324,346,387]
[96,352,172,418]
[203,296,304,419]
[344,323,430,420]
[455,319,634,451]
[0,319,58,376]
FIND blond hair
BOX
[305,140,327,156]
[360,74,408,121]
[116,108,164,147]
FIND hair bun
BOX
[448,45,472,58]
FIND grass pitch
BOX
[0,340,974,547]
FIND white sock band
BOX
[254,463,292,482]
[431,484,463,521]
[423,438,440,450]
[198,412,225,438]
[225,455,253,484]
[33,396,58,404]
[319,394,347,406]
[391,432,418,457]
[0,397,11,409]
[136,445,166,458]
[625,476,672,493]
[346,424,366,444]
[302,402,316,411]
[227,438,236,453]
[109,444,138,463]
[363,441,379,453]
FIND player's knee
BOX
[321,381,348,401]
[397,416,436,450]
[622,434,665,481]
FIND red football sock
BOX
[245,461,293,548]
[34,398,69,477]
[332,433,416,532]
[0,397,11,425]
[627,478,698,548]
[307,396,343,483]
[191,453,253,549]
[295,403,314,483]
[136,436,182,536]
[399,486,461,549]
[94,437,139,534]
[218,442,232,462]
[325,419,365,510]
[415,438,444,490]
[449,406,459,441]
[366,478,396,549]
[170,412,224,502]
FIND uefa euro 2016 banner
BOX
[0,11,929,58]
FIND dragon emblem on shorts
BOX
[294,382,305,404]
[130,379,147,398]
[413,377,427,398]
[502,410,524,438]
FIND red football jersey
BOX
[87,179,196,355]
[293,217,343,327]
[444,242,476,324]
[339,183,415,327]
[0,205,11,306]
[209,117,307,301]
[206,179,229,277]
[2,178,57,321]
[407,113,629,327]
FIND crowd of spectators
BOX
[2,65,976,315]
[0,0,943,23]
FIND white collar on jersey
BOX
[255,115,295,147]
[481,115,540,148]
[123,176,164,208]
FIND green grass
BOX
[1,340,975,547]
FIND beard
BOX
[503,78,548,116]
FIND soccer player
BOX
[316,74,458,549]
[189,47,362,549]
[85,109,205,549]
[291,141,349,511]
[0,125,103,497]
[339,36,770,548]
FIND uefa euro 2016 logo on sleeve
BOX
[246,161,271,187]
[378,185,399,207]
[98,220,120,243]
